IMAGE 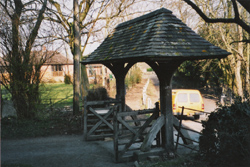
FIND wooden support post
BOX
[83,97,87,140]
[147,60,183,154]
[104,62,135,112]
[155,102,161,147]
[159,79,174,153]
[115,74,126,111]
[113,106,119,162]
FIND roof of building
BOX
[34,51,73,65]
[0,50,73,66]
[81,8,230,65]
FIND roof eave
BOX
[80,53,230,65]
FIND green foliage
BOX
[199,98,250,166]
[173,60,204,89]
[64,74,72,84]
[147,68,153,72]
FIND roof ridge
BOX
[116,8,172,29]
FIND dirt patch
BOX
[125,78,159,110]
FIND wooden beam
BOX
[147,60,183,153]
[140,115,165,152]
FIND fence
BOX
[175,106,211,152]
[142,79,153,109]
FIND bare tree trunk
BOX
[80,64,89,114]
[73,0,80,115]
[247,42,250,92]
[235,25,244,98]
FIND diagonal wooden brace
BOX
[87,107,114,136]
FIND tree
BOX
[0,0,49,119]
[182,0,250,98]
[48,0,142,114]
[183,0,250,38]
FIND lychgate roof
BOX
[81,8,230,64]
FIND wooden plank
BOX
[113,106,119,163]
[94,129,113,133]
[84,99,88,140]
[124,119,148,123]
[117,117,137,135]
[94,108,110,114]
[117,112,158,159]
[117,109,155,117]
[85,100,120,106]
[140,115,165,152]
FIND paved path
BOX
[2,135,134,167]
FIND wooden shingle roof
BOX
[81,8,230,64]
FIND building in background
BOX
[0,47,113,84]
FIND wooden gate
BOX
[113,107,162,162]
[84,100,121,141]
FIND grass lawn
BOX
[1,83,76,108]
[39,83,74,108]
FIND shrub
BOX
[199,98,250,166]
[125,67,142,89]
[64,74,72,84]
[86,87,109,101]
[147,68,153,72]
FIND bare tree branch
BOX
[24,0,47,66]
[0,1,12,18]
[183,0,250,34]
